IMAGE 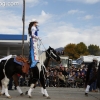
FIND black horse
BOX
[85,60,100,96]
[97,62,100,90]
[0,46,61,98]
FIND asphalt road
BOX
[0,87,100,100]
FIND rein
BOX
[39,40,58,62]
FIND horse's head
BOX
[46,46,61,64]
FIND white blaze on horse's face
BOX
[50,50,57,58]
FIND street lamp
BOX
[22,0,25,56]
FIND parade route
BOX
[0,87,100,100]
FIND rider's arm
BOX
[31,26,39,39]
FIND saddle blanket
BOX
[14,58,24,66]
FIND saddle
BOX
[14,55,30,74]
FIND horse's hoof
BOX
[46,96,51,99]
[29,96,32,98]
[25,91,28,95]
[7,96,12,99]
[43,94,46,97]
[20,93,24,96]
[85,93,88,96]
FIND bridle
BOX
[40,40,59,62]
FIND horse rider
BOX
[28,19,41,68]
[85,58,98,95]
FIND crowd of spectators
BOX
[8,64,98,93]
[45,65,87,88]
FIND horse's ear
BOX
[49,46,51,48]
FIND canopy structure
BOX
[0,34,29,58]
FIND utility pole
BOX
[22,0,25,56]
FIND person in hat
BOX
[28,19,41,68]
[85,58,98,96]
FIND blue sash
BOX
[29,38,38,68]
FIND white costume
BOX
[31,26,39,61]
[29,19,41,68]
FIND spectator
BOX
[45,72,50,87]
[58,71,66,87]
[49,70,54,87]
[61,50,64,55]
[75,76,83,88]
[52,71,58,87]
[19,76,25,86]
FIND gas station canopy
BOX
[0,34,29,58]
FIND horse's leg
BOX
[40,73,50,99]
[1,77,11,98]
[25,82,37,95]
[28,80,37,98]
[0,84,5,95]
[85,78,95,96]
[27,77,38,97]
[27,67,40,98]
[41,87,45,96]
[39,82,45,96]
[12,74,23,95]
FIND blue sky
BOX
[0,0,100,49]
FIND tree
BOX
[64,43,78,59]
[64,42,100,59]
[76,42,89,56]
[88,44,100,56]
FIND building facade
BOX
[0,34,29,58]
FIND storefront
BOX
[0,34,29,58]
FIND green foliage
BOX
[64,43,78,59]
[75,42,89,56]
[64,42,100,59]
[88,44,100,56]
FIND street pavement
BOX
[0,87,100,100]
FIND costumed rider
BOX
[85,58,98,96]
[28,19,41,68]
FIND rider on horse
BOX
[28,19,41,68]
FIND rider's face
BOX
[34,22,38,27]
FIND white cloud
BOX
[65,0,100,4]
[67,10,84,14]
[26,10,52,25]
[42,1,48,5]
[84,15,93,20]
[0,9,52,35]
[38,10,52,24]
[0,10,22,34]
[41,23,100,49]
[78,15,93,20]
